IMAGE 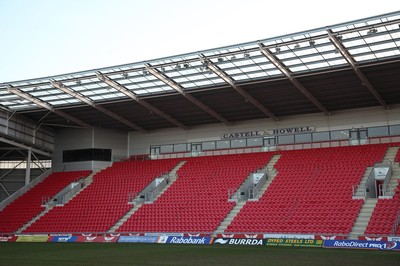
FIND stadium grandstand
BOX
[1,11,400,241]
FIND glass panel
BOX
[231,139,246,148]
[295,133,312,143]
[160,145,173,153]
[247,137,263,147]
[312,132,330,142]
[202,141,216,151]
[278,135,294,145]
[367,126,389,137]
[216,140,230,149]
[173,143,188,152]
[390,125,400,136]
[331,130,349,140]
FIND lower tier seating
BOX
[117,152,273,233]
[23,159,180,233]
[0,171,91,233]
[365,184,400,235]
[226,144,388,235]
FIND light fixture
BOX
[122,72,128,78]
[142,70,148,76]
[294,43,300,49]
[175,63,181,69]
[161,67,165,72]
[218,57,223,62]
[336,35,343,41]
[244,52,250,58]
[75,79,81,85]
[183,63,190,68]
[230,55,236,60]
[275,46,281,53]
[367,27,377,35]
[309,40,315,47]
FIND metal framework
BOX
[0,11,399,131]
[51,80,147,133]
[6,85,91,128]
[145,65,231,125]
[96,72,188,130]
[327,30,388,109]
[199,54,278,121]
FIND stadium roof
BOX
[1,11,400,132]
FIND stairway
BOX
[383,147,400,197]
[214,154,281,235]
[214,201,246,235]
[62,172,96,205]
[108,161,186,233]
[153,161,186,201]
[348,198,378,239]
[16,206,54,234]
[353,167,373,198]
[258,154,281,198]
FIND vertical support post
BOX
[25,148,32,185]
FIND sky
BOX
[0,0,399,83]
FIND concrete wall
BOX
[128,105,400,155]
[52,127,128,172]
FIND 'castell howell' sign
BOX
[269,126,315,135]
[221,130,265,139]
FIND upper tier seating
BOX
[23,159,180,233]
[117,152,273,233]
[226,144,388,235]
[0,171,91,233]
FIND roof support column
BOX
[25,148,31,185]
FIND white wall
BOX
[128,105,400,155]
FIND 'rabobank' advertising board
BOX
[164,236,213,245]
[323,240,400,251]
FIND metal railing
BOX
[58,180,85,205]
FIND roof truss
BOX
[145,65,231,126]
[259,44,330,116]
[199,54,278,121]
[6,85,91,128]
[96,72,188,130]
[51,81,147,133]
[327,30,388,109]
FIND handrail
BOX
[391,204,400,235]
[381,164,393,197]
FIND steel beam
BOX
[145,66,231,126]
[199,54,278,121]
[327,29,388,109]
[96,72,188,130]
[6,85,91,128]
[259,44,330,116]
[51,81,147,133]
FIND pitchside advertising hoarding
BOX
[323,240,400,251]
[213,238,264,246]
[160,236,214,245]
[118,236,159,243]
[49,235,78,243]
[265,238,323,247]
[15,235,49,242]
[76,235,118,243]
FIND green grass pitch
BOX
[1,243,400,266]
